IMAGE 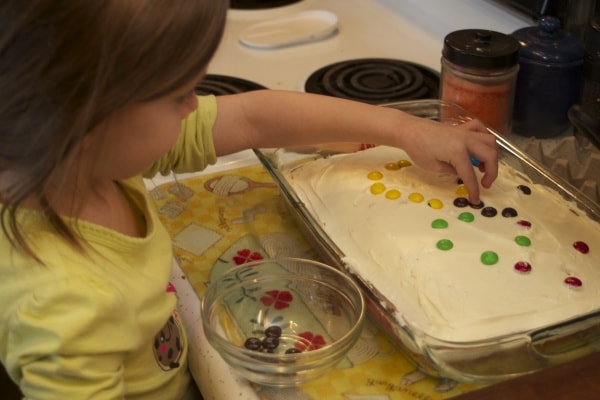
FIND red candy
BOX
[564,276,582,288]
[517,220,532,228]
[514,261,532,274]
[573,241,590,254]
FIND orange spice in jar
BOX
[440,30,520,134]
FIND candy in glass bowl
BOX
[201,257,365,386]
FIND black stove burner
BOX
[195,74,266,96]
[304,58,440,104]
[230,0,302,10]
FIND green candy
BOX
[431,219,448,229]
[436,239,454,251]
[458,212,474,222]
[480,251,499,265]
[515,235,531,246]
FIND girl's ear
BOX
[81,133,95,150]
[80,122,104,151]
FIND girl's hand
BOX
[399,118,498,205]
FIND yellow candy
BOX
[428,198,443,209]
[408,192,424,203]
[367,171,383,180]
[384,162,400,171]
[370,182,386,195]
[456,185,469,197]
[385,189,401,200]
[397,159,412,168]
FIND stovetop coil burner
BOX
[195,74,266,96]
[304,58,440,104]
[230,0,302,10]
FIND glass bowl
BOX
[200,257,365,386]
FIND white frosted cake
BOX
[283,145,600,342]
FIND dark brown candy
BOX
[469,201,485,209]
[244,337,262,351]
[481,206,497,217]
[265,325,282,338]
[262,336,280,350]
[517,185,531,195]
[453,197,469,208]
[502,207,518,217]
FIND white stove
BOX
[211,0,531,91]
[146,0,533,188]
[185,0,532,177]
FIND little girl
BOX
[0,1,497,399]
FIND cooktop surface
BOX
[304,58,439,104]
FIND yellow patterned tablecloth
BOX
[149,164,485,400]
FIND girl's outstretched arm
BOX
[213,90,498,204]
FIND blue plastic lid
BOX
[511,16,584,65]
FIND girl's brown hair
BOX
[0,0,228,261]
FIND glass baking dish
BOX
[253,99,600,384]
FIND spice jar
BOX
[440,29,520,134]
[511,16,585,137]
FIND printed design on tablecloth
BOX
[261,289,293,310]
[210,234,380,367]
[213,233,314,273]
[295,331,326,351]
[168,182,194,201]
[204,174,277,196]
[149,186,167,201]
[214,263,331,354]
[233,248,264,265]
[211,239,332,355]
[402,369,457,393]
[158,201,186,219]
[260,232,316,260]
[366,376,458,398]
[232,205,267,224]
[172,223,222,257]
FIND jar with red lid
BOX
[440,29,520,134]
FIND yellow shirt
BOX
[0,96,217,399]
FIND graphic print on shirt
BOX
[152,309,184,371]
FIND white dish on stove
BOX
[239,10,338,49]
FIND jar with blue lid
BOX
[511,16,585,137]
